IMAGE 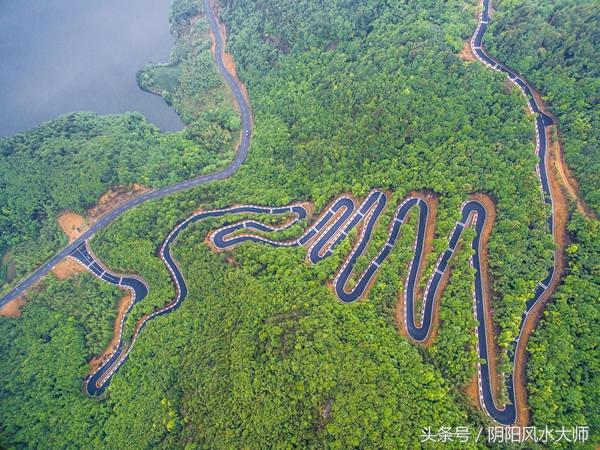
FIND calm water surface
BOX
[0,0,184,137]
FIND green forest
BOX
[527,215,599,445]
[0,0,238,294]
[487,0,600,214]
[0,0,598,448]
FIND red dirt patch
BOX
[59,182,148,244]
[506,68,594,221]
[58,212,88,242]
[53,184,149,278]
[52,258,85,280]
[463,374,480,409]
[529,87,595,220]
[208,1,253,124]
[548,126,597,220]
[88,184,150,224]
[0,296,26,318]
[459,41,476,62]
[511,123,570,426]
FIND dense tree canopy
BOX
[485,1,599,444]
[486,0,600,214]
[0,0,598,447]
[0,0,238,294]
[527,215,599,447]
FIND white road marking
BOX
[48,0,557,429]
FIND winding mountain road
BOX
[3,0,561,427]
[0,0,251,308]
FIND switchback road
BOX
[4,0,561,427]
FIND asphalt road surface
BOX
[0,0,252,308]
[3,0,558,427]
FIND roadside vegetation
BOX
[0,0,597,447]
[486,0,600,215]
[526,215,599,447]
[0,0,237,294]
[137,2,240,149]
[486,1,599,444]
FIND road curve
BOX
[75,203,311,395]
[5,0,559,427]
[469,0,558,425]
[208,186,555,426]
[78,189,552,424]
[0,0,252,309]
[76,0,559,424]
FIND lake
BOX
[0,0,184,138]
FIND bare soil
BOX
[57,184,148,246]
[511,123,570,426]
[88,184,150,224]
[548,126,597,219]
[52,258,85,280]
[463,373,480,409]
[485,48,590,424]
[301,202,315,222]
[54,184,149,277]
[515,71,594,221]
[459,41,476,62]
[208,1,252,123]
[58,212,88,242]
[0,296,26,318]
[394,292,411,341]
